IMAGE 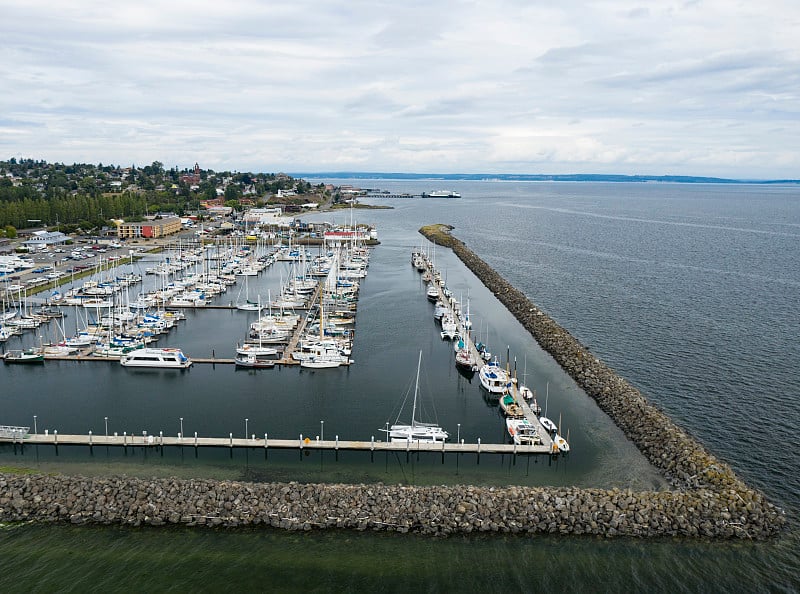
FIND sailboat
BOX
[300,298,351,368]
[235,273,261,311]
[380,351,449,443]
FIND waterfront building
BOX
[22,230,69,248]
[117,216,182,239]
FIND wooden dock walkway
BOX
[275,281,322,365]
[2,432,556,455]
[421,257,557,452]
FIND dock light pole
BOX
[104,417,108,437]
[320,420,324,442]
[180,417,183,438]
[33,415,37,435]
[245,418,248,439]
[457,423,460,444]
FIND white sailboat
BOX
[381,351,448,443]
[235,274,261,311]
[300,299,351,368]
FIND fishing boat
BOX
[380,351,448,443]
[478,358,510,394]
[120,347,192,369]
[506,418,543,446]
[3,348,45,364]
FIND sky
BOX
[1,0,799,178]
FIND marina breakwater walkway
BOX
[419,224,786,538]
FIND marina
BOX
[2,216,574,461]
[1,180,796,592]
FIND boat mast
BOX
[411,350,422,428]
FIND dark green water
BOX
[2,181,798,592]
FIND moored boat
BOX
[3,348,45,364]
[478,359,510,394]
[506,418,543,445]
[380,350,448,443]
[120,347,192,369]
[234,353,276,368]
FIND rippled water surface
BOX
[2,181,798,592]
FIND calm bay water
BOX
[1,181,798,591]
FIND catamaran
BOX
[381,351,448,443]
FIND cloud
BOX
[1,0,799,177]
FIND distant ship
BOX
[422,190,461,198]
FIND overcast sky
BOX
[2,0,798,178]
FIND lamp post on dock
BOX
[180,417,183,438]
[245,418,249,439]
[104,417,108,437]
[320,420,324,442]
[457,423,460,444]
[33,415,37,435]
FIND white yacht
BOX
[506,418,542,446]
[478,359,511,394]
[120,348,192,369]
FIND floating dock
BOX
[1,431,556,455]
[418,253,558,452]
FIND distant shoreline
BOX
[296,172,800,185]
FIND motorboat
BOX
[433,301,448,320]
[426,283,439,302]
[506,418,542,446]
[499,394,524,418]
[120,347,192,368]
[3,348,45,364]
[234,353,275,368]
[478,359,510,394]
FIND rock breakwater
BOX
[0,474,782,538]
[419,224,785,537]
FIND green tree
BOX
[4,225,16,238]
[224,184,242,201]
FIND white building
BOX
[22,230,69,248]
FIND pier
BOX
[1,431,554,455]
[417,250,558,453]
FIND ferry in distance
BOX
[422,190,461,198]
